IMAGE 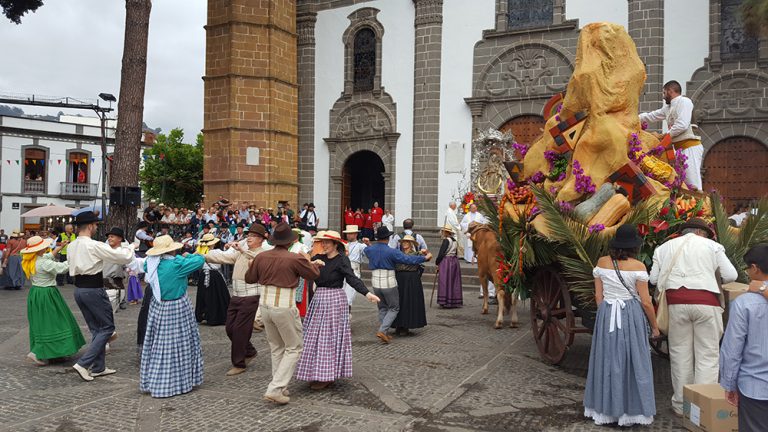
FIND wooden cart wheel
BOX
[650,335,670,359]
[530,266,575,364]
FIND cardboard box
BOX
[722,282,748,304]
[683,384,738,432]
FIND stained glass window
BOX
[721,0,757,60]
[508,0,553,30]
[353,28,376,93]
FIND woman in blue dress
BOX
[584,224,660,426]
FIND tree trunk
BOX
[107,0,152,240]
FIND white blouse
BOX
[593,267,649,333]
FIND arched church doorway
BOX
[499,114,546,145]
[703,136,768,213]
[341,150,385,227]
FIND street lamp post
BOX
[96,93,116,222]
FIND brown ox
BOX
[469,223,519,329]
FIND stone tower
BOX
[203,0,299,207]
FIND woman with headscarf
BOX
[140,235,206,398]
[21,235,85,365]
[435,224,463,308]
[295,231,380,390]
[391,235,428,336]
[194,233,230,326]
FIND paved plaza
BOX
[1,281,684,432]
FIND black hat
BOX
[74,211,100,226]
[308,202,315,208]
[609,224,643,249]
[376,226,393,240]
[106,227,125,240]
[137,221,148,229]
[680,217,715,239]
[270,223,297,246]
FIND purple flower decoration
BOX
[548,186,559,195]
[588,224,605,233]
[641,121,648,131]
[512,142,529,158]
[572,160,596,194]
[556,104,563,113]
[530,171,546,184]
[556,172,566,182]
[544,150,558,170]
[557,200,574,212]
[555,115,561,122]
[507,178,516,191]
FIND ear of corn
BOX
[588,193,631,228]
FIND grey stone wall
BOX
[628,0,664,113]
[411,0,444,228]
[297,8,317,207]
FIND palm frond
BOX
[711,192,748,283]
[530,185,595,265]
[738,196,768,248]
[623,199,661,227]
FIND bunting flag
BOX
[142,155,148,161]
[91,158,95,163]
[15,160,19,165]
[58,159,62,165]
[5,160,9,165]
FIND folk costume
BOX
[194,234,230,326]
[435,225,463,308]
[1,231,27,290]
[295,231,372,385]
[204,224,268,374]
[444,205,464,258]
[342,225,367,306]
[103,228,129,313]
[364,227,427,343]
[584,226,656,426]
[22,236,85,363]
[244,223,321,404]
[391,235,428,334]
[288,231,313,318]
[639,94,703,190]
[67,212,134,381]
[140,235,206,398]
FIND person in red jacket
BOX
[344,206,355,230]
[353,209,364,239]
[362,211,374,241]
[370,202,383,230]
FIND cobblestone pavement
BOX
[0,283,685,432]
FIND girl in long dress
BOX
[21,236,85,365]
[295,231,380,390]
[392,235,428,335]
[194,234,230,326]
[584,224,659,426]
[435,225,463,308]
[141,235,206,398]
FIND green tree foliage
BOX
[742,0,768,37]
[139,128,203,208]
[1,0,43,24]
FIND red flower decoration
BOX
[660,207,670,217]
[696,210,704,217]
[637,223,649,237]
[650,219,669,233]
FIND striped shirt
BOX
[720,292,768,400]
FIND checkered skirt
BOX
[140,294,204,398]
[295,288,352,382]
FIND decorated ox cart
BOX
[470,23,765,365]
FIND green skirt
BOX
[27,285,86,360]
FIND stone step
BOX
[359,265,487,290]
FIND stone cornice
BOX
[413,0,443,26]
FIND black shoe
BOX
[489,298,498,305]
[119,301,127,310]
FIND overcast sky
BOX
[0,1,206,139]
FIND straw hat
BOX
[146,235,183,256]
[313,230,347,245]
[10,230,22,238]
[20,236,53,254]
[198,233,220,246]
[440,224,455,235]
[399,235,419,248]
[342,225,360,234]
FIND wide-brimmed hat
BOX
[74,211,100,226]
[106,227,125,240]
[10,230,22,238]
[440,224,455,235]
[343,225,360,234]
[270,223,297,246]
[245,224,267,238]
[199,233,220,246]
[20,236,53,254]
[399,235,419,248]
[146,235,183,256]
[609,224,643,249]
[313,230,347,245]
[376,226,393,240]
[680,217,715,238]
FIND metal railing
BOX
[60,182,98,198]
[23,179,45,194]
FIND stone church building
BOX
[203,0,768,231]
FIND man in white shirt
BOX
[300,203,319,232]
[649,218,738,416]
[639,80,703,190]
[445,201,464,258]
[343,225,367,307]
[67,212,135,382]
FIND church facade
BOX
[203,0,768,230]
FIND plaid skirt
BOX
[140,294,204,398]
[295,288,352,382]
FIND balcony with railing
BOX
[60,182,98,198]
[23,179,46,194]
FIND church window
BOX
[720,0,757,60]
[353,28,376,93]
[507,0,553,30]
